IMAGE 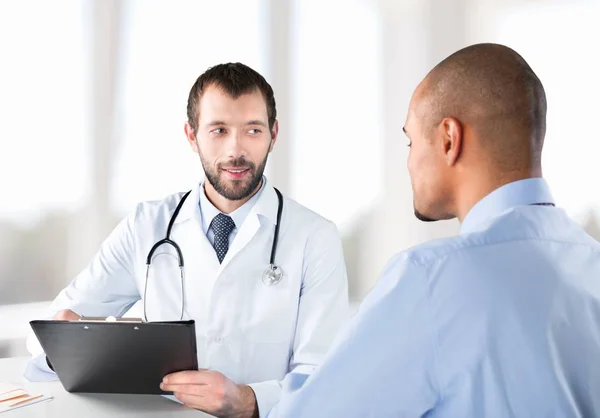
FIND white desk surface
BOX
[0,357,214,417]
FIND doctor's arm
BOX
[248,220,350,415]
[25,207,142,375]
[288,219,350,373]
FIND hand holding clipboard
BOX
[30,311,198,395]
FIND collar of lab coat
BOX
[173,177,280,226]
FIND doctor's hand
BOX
[161,370,258,418]
[52,309,81,321]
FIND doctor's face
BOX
[186,85,278,201]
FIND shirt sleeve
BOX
[267,252,440,418]
[22,353,60,382]
[247,381,282,418]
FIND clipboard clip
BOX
[78,316,145,323]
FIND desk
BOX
[0,357,213,417]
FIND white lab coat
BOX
[25,180,349,416]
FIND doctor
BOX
[25,62,349,418]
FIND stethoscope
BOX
[143,186,284,322]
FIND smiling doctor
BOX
[25,62,349,418]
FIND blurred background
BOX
[1,0,599,358]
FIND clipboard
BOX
[29,319,198,395]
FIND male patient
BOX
[267,43,600,417]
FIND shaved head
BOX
[405,43,548,222]
[419,43,547,169]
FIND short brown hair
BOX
[186,62,277,134]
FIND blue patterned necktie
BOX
[210,214,236,263]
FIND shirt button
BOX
[214,336,224,343]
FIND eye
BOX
[211,128,226,135]
[248,128,262,135]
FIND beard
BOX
[200,151,269,201]
[414,208,438,222]
[413,197,439,222]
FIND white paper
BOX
[0,385,20,396]
[0,394,53,414]
[0,383,53,414]
[0,390,27,402]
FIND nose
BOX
[225,129,245,159]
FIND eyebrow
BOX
[246,120,268,127]
[205,120,268,128]
[206,121,227,127]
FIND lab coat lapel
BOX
[219,213,260,272]
[218,183,279,272]
[173,183,220,265]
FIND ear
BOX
[441,117,462,166]
[184,122,200,154]
[268,120,279,152]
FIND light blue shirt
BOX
[199,177,266,246]
[267,178,600,417]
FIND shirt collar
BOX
[199,177,266,234]
[460,177,555,234]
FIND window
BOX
[494,1,600,221]
[0,0,87,307]
[0,0,87,227]
[112,0,268,215]
[290,0,383,228]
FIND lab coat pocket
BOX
[242,282,297,344]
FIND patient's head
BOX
[404,43,547,222]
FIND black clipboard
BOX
[29,319,198,394]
